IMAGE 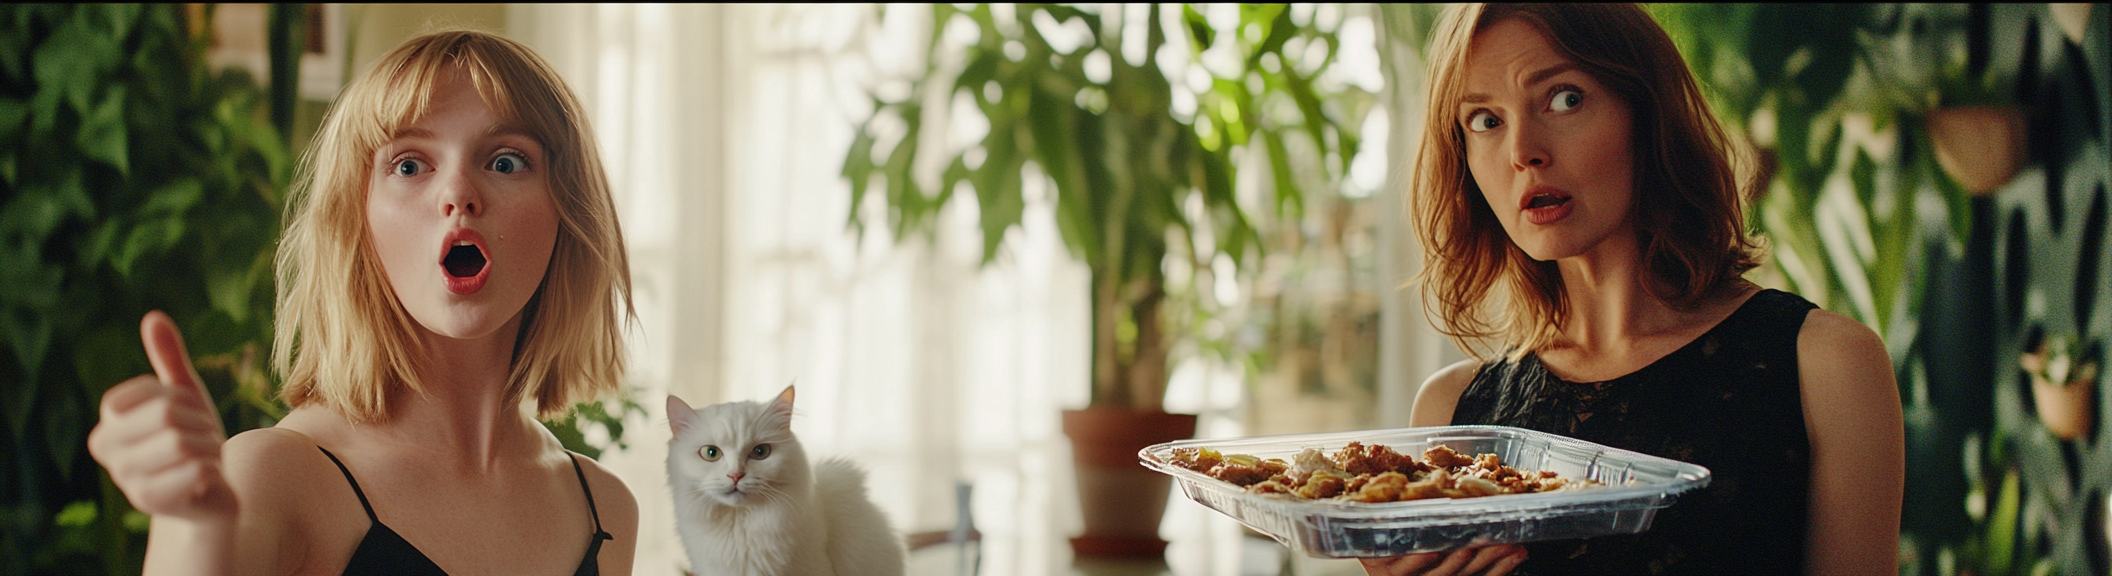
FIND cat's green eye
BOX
[750,444,772,460]
[700,446,722,462]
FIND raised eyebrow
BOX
[1525,62,1581,88]
[1459,62,1584,106]
[481,123,539,144]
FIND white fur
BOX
[668,390,906,576]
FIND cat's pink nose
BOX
[728,471,745,484]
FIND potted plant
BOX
[841,4,1371,557]
[2020,333,2098,441]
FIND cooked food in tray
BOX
[1165,441,1602,503]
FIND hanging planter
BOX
[1927,106,2029,195]
[2020,335,2099,441]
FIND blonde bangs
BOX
[275,30,633,423]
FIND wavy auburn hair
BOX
[273,30,633,422]
[1410,4,1761,360]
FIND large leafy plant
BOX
[0,5,290,573]
[842,3,1375,411]
[1657,5,2111,576]
[0,6,649,574]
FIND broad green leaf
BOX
[112,217,184,279]
[0,28,28,83]
[0,183,63,240]
[139,178,205,217]
[1262,130,1300,219]
[205,258,257,324]
[1182,5,1212,49]
[72,325,142,400]
[76,85,127,175]
[1,305,53,388]
[841,125,877,233]
[0,96,27,143]
[32,16,120,116]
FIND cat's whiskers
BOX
[668,390,905,576]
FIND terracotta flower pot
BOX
[1927,106,2027,195]
[1062,406,1198,558]
[2022,349,2098,441]
[2030,373,2095,441]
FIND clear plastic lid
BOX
[1139,425,1711,557]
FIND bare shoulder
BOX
[569,453,639,536]
[1410,359,1483,427]
[568,451,639,575]
[220,424,375,573]
[1795,309,1894,394]
[221,427,332,500]
[1794,308,1901,443]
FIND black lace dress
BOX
[1450,289,1817,575]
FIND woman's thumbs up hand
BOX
[87,310,237,522]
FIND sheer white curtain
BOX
[509,5,1106,575]
[506,4,1443,576]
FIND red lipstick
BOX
[1519,184,1575,226]
[439,228,491,295]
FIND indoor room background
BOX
[1,4,2106,576]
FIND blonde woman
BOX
[1363,4,1903,575]
[87,30,638,575]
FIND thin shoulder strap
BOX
[567,453,609,536]
[317,446,380,523]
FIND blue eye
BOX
[491,152,528,174]
[750,444,772,460]
[394,158,423,176]
[1466,111,1499,133]
[1550,89,1582,112]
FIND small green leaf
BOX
[43,389,82,481]
[53,501,96,527]
[0,28,30,83]
[76,85,128,175]
[142,178,203,215]
[841,121,877,233]
[1,308,53,392]
[0,96,29,143]
[0,185,64,240]
[33,16,121,116]
[73,325,143,399]
[205,256,260,324]
[112,217,184,279]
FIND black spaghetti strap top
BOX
[317,446,615,576]
[1449,289,1817,575]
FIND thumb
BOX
[140,311,210,403]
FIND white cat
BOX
[667,386,906,576]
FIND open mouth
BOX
[1525,194,1570,209]
[438,229,491,295]
[443,243,487,278]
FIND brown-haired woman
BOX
[1363,4,1903,575]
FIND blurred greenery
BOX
[0,5,644,574]
[1655,4,2109,576]
[842,4,1378,412]
[0,5,292,573]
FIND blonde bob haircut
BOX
[1410,4,1761,360]
[273,29,633,422]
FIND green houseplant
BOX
[841,3,1375,556]
[0,5,292,573]
[1657,5,2112,575]
[0,6,645,573]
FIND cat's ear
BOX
[767,385,796,431]
[667,395,696,435]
